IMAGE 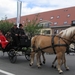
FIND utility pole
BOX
[17,0,22,27]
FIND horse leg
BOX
[39,52,46,65]
[62,54,69,71]
[29,52,35,66]
[57,53,63,74]
[39,53,43,65]
[55,53,69,71]
[42,52,46,64]
[51,55,66,69]
[52,56,57,68]
[36,52,41,68]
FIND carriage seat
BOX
[19,36,31,47]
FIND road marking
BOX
[0,69,15,75]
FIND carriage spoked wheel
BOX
[8,49,17,63]
[24,50,31,61]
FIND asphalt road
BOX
[0,51,75,75]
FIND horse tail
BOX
[31,35,38,52]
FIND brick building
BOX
[7,6,75,34]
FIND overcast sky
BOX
[0,0,75,20]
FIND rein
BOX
[56,34,75,44]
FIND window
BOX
[50,16,53,19]
[42,30,50,34]
[54,22,57,25]
[64,9,68,12]
[71,20,75,26]
[72,20,75,24]
[64,21,67,24]
[28,20,30,22]
[67,14,70,17]
[38,24,43,27]
[40,18,43,21]
[22,21,25,23]
[42,23,50,28]
[57,16,60,18]
[54,30,58,34]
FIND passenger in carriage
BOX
[0,30,8,49]
[5,31,12,42]
[10,24,19,46]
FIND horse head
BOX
[58,27,75,44]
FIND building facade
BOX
[7,6,75,34]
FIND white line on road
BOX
[0,69,15,75]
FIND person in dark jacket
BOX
[18,24,28,46]
[10,24,19,46]
[18,24,26,39]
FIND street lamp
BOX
[17,0,22,27]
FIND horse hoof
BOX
[59,72,63,74]
[51,65,54,68]
[29,63,32,66]
[66,67,69,71]
[38,67,41,69]
[51,65,56,68]
[59,71,63,74]
[54,66,56,68]
[38,66,41,69]
[43,61,45,64]
[66,68,69,71]
[40,63,42,65]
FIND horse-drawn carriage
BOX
[0,35,31,63]
[0,26,75,74]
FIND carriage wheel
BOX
[8,49,17,63]
[25,50,31,61]
[9,55,17,63]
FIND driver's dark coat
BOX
[18,28,25,36]
[11,27,18,36]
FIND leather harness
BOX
[32,35,73,54]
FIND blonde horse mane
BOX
[58,27,75,39]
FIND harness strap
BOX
[57,36,69,54]
[35,45,53,52]
[34,44,67,53]
[52,35,56,54]
[32,35,68,54]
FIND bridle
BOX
[56,34,75,44]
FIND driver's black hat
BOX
[19,24,23,27]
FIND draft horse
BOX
[29,27,75,74]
